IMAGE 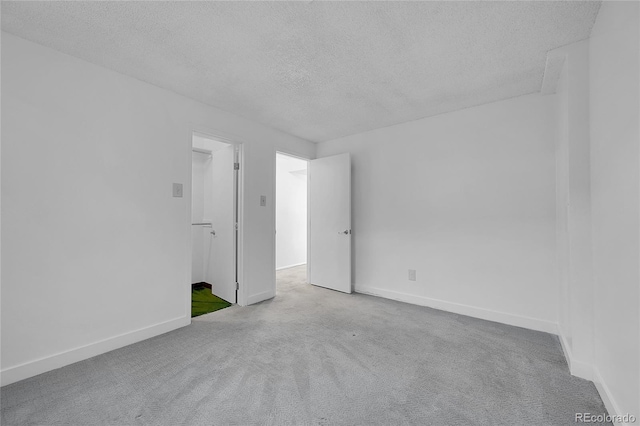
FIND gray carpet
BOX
[1,265,609,425]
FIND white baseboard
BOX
[356,285,558,334]
[559,338,630,424]
[276,262,306,271]
[593,368,626,425]
[558,331,593,380]
[0,316,190,387]
[247,290,275,305]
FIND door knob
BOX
[338,230,351,235]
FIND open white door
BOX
[205,144,236,303]
[309,153,351,293]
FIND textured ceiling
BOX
[1,1,600,142]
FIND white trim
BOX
[558,331,593,380]
[247,290,275,306]
[275,149,313,162]
[276,262,307,271]
[356,285,558,334]
[558,331,573,367]
[593,368,625,425]
[0,316,189,386]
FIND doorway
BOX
[191,133,240,307]
[275,152,308,291]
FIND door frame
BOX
[186,125,245,317]
[273,149,312,292]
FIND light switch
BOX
[172,183,183,198]
[260,195,266,207]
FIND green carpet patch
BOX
[191,287,231,317]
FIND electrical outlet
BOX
[408,269,416,281]
[172,183,183,198]
[260,195,266,207]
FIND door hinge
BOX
[235,222,238,231]
[234,162,240,170]
[235,282,239,291]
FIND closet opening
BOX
[190,132,240,316]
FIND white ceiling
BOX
[1,1,600,142]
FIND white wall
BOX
[589,1,639,418]
[276,154,308,270]
[555,63,572,352]
[553,40,595,379]
[317,93,558,332]
[1,33,315,385]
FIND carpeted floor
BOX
[1,265,610,425]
